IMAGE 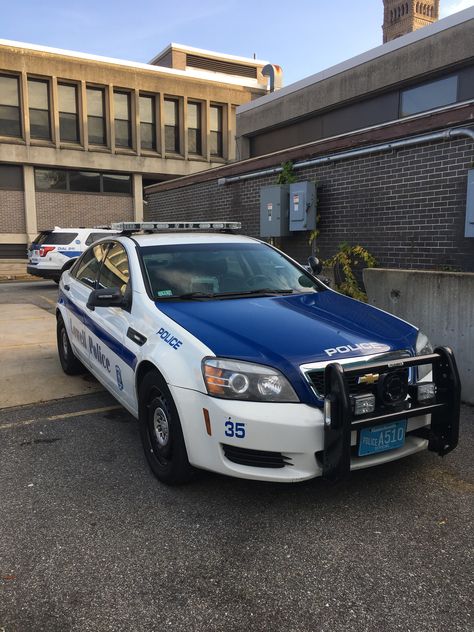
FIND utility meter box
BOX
[260,185,290,237]
[289,182,317,232]
[465,169,474,238]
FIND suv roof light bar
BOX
[110,221,242,233]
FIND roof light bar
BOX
[110,221,241,232]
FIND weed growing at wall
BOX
[325,243,377,302]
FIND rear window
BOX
[33,232,79,246]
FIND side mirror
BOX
[87,287,127,310]
[307,256,323,275]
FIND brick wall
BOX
[146,137,474,272]
[36,192,133,231]
[0,190,26,233]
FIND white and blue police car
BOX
[56,221,461,485]
[27,226,120,283]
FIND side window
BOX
[98,242,130,295]
[85,232,114,246]
[73,243,108,289]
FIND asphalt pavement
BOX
[0,391,472,632]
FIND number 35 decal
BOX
[224,420,246,438]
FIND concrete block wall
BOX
[364,267,474,404]
[36,192,133,230]
[146,137,474,271]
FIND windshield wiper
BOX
[157,289,303,301]
[159,291,217,300]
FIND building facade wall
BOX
[35,192,133,231]
[0,40,269,256]
[146,136,474,272]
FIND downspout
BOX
[218,127,474,186]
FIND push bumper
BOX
[322,346,461,481]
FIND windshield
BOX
[140,242,323,299]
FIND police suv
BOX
[27,226,119,282]
[56,221,460,485]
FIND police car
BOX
[27,226,119,282]
[56,221,461,485]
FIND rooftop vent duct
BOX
[262,64,283,92]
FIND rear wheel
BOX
[57,315,84,375]
[138,370,194,485]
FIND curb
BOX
[0,274,43,283]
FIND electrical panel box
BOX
[260,185,290,237]
[465,169,474,238]
[289,182,317,232]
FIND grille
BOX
[222,444,292,469]
[186,54,257,78]
[305,351,412,399]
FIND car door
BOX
[61,242,109,366]
[90,241,135,402]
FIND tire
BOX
[57,315,84,375]
[138,370,194,485]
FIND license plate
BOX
[358,420,406,457]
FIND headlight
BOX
[416,331,433,380]
[202,358,299,402]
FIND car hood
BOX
[157,291,417,395]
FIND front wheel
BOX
[57,315,84,375]
[138,370,194,485]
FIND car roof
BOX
[126,232,262,247]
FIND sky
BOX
[0,0,472,86]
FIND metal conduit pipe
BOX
[218,127,474,185]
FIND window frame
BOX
[114,90,133,149]
[209,103,224,158]
[399,74,459,118]
[164,97,180,154]
[0,73,22,139]
[27,76,52,142]
[86,85,107,147]
[0,164,24,191]
[187,100,202,156]
[58,81,80,144]
[34,167,132,196]
[139,93,157,152]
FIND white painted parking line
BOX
[0,405,122,430]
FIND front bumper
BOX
[170,386,433,483]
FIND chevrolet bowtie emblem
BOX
[358,373,380,385]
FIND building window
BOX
[69,171,101,192]
[35,167,131,194]
[35,169,67,190]
[114,91,132,148]
[164,98,179,153]
[103,173,132,193]
[400,75,458,117]
[210,105,223,157]
[0,74,21,138]
[187,101,202,155]
[58,83,80,143]
[139,95,156,151]
[28,79,51,140]
[87,87,106,146]
[0,165,23,190]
